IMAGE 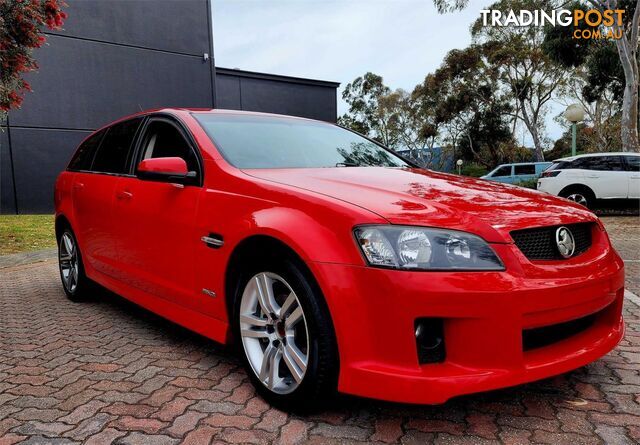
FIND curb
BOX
[0,248,57,269]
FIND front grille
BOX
[522,313,596,351]
[511,223,593,261]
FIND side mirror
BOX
[137,157,196,184]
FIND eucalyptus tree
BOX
[433,0,640,152]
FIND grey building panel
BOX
[215,68,339,122]
[239,77,337,122]
[1,128,17,214]
[11,128,90,214]
[1,2,339,214]
[49,0,210,56]
[215,75,242,109]
[11,35,213,130]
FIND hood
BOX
[243,167,597,243]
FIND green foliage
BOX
[547,118,622,160]
[339,73,392,146]
[461,163,488,177]
[514,178,539,189]
[431,0,470,13]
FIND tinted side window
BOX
[68,129,106,171]
[575,156,624,171]
[139,120,199,173]
[492,166,512,177]
[514,164,535,175]
[625,156,640,171]
[92,118,142,174]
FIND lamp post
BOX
[456,159,463,175]
[564,104,586,157]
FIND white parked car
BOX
[537,152,640,208]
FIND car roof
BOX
[555,152,639,162]
[496,161,551,167]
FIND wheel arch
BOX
[55,214,72,239]
[559,183,597,199]
[224,234,325,323]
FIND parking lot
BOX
[0,216,638,444]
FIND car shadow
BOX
[79,282,603,420]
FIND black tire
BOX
[231,255,339,412]
[57,227,92,302]
[559,186,596,209]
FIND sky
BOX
[212,0,565,144]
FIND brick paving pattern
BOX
[0,216,638,444]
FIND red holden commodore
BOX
[54,109,625,410]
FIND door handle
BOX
[116,190,133,200]
[73,183,84,190]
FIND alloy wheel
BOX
[566,193,588,207]
[59,232,79,293]
[239,272,309,394]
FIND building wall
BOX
[216,68,338,122]
[1,0,214,214]
[0,0,338,214]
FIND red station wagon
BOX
[54,109,625,410]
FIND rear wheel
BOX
[560,186,595,209]
[57,228,91,302]
[232,258,338,412]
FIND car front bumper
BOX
[311,244,625,404]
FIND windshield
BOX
[193,113,409,169]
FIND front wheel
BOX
[233,259,338,411]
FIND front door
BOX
[113,117,203,308]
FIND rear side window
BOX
[514,164,535,175]
[68,129,106,171]
[573,156,623,171]
[547,161,570,171]
[492,165,512,177]
[625,156,640,171]
[92,118,142,174]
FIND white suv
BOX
[537,152,640,208]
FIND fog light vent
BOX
[415,318,445,364]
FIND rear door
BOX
[113,116,203,308]
[576,155,627,199]
[624,155,640,198]
[71,119,142,277]
[513,164,536,183]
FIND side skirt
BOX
[89,269,230,345]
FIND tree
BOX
[339,73,444,167]
[589,0,639,151]
[413,45,522,167]
[434,0,640,152]
[470,0,569,161]
[338,73,397,147]
[554,68,622,151]
[0,0,67,117]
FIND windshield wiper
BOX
[335,162,360,167]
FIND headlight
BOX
[354,225,504,271]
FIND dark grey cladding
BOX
[1,0,338,214]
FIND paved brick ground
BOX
[0,217,638,444]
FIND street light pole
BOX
[564,104,585,157]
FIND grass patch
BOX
[0,215,56,255]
